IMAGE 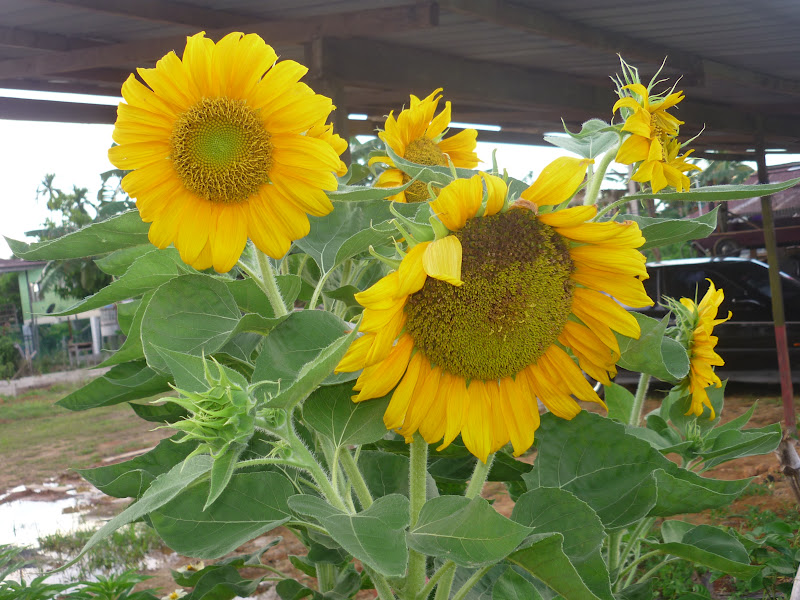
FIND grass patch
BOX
[0,383,172,490]
[39,523,163,579]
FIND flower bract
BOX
[337,158,653,461]
[109,32,344,272]
[372,89,479,203]
[678,281,732,418]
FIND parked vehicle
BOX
[639,258,800,371]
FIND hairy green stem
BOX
[364,565,396,600]
[615,517,655,590]
[607,530,623,574]
[637,557,677,583]
[451,565,492,600]
[583,144,620,206]
[617,549,662,581]
[256,250,289,317]
[316,563,336,593]
[288,434,348,512]
[309,268,334,309]
[416,561,454,600]
[433,565,456,600]
[465,453,495,499]
[339,447,374,509]
[406,435,429,599]
[629,373,651,427]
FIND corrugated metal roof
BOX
[1,0,800,156]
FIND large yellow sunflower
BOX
[371,89,479,203]
[109,32,344,273]
[336,158,654,462]
[678,281,731,418]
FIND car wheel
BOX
[713,237,741,257]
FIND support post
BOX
[755,125,796,434]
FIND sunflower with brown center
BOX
[336,158,654,461]
[371,89,479,203]
[109,32,345,273]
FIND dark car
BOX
[638,258,800,371]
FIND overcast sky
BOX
[1,88,794,259]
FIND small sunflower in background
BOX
[109,32,346,273]
[371,89,479,203]
[672,281,732,418]
[613,68,701,193]
[336,157,653,462]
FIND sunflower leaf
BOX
[52,247,192,316]
[384,145,480,185]
[407,496,531,568]
[623,207,718,250]
[615,313,690,383]
[56,360,171,411]
[543,119,619,159]
[151,471,293,559]
[653,522,760,579]
[288,494,410,577]
[302,382,391,447]
[6,210,150,260]
[620,177,800,202]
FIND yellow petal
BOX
[520,157,592,207]
[353,334,414,402]
[481,173,507,216]
[430,175,483,231]
[422,235,463,286]
[397,241,431,297]
[384,351,426,430]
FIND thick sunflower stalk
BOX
[17,38,799,600]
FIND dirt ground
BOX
[2,381,798,597]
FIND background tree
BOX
[29,169,133,300]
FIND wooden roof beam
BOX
[0,3,438,81]
[0,25,100,51]
[42,0,255,29]
[0,96,116,123]
[320,37,800,147]
[440,0,800,98]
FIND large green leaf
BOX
[625,207,718,250]
[543,119,619,159]
[53,248,191,316]
[408,496,531,568]
[621,177,800,202]
[700,424,782,469]
[97,290,154,367]
[6,210,150,260]
[78,434,197,498]
[59,454,212,570]
[511,488,612,600]
[56,360,171,411]
[141,275,241,373]
[492,567,544,600]
[357,451,438,500]
[303,383,391,447]
[385,145,478,186]
[152,346,248,393]
[507,534,604,600]
[604,382,635,424]
[328,181,412,202]
[656,521,760,579]
[288,494,410,577]
[182,564,264,600]
[252,311,359,411]
[95,244,154,276]
[150,472,293,558]
[295,199,396,274]
[129,400,188,424]
[615,313,689,383]
[524,412,750,528]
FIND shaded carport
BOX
[0,0,796,424]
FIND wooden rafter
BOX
[320,38,800,146]
[441,0,800,98]
[0,25,100,52]
[41,0,255,29]
[0,3,438,81]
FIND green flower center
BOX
[401,137,448,203]
[170,97,273,204]
[404,209,575,381]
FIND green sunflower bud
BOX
[167,359,256,458]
